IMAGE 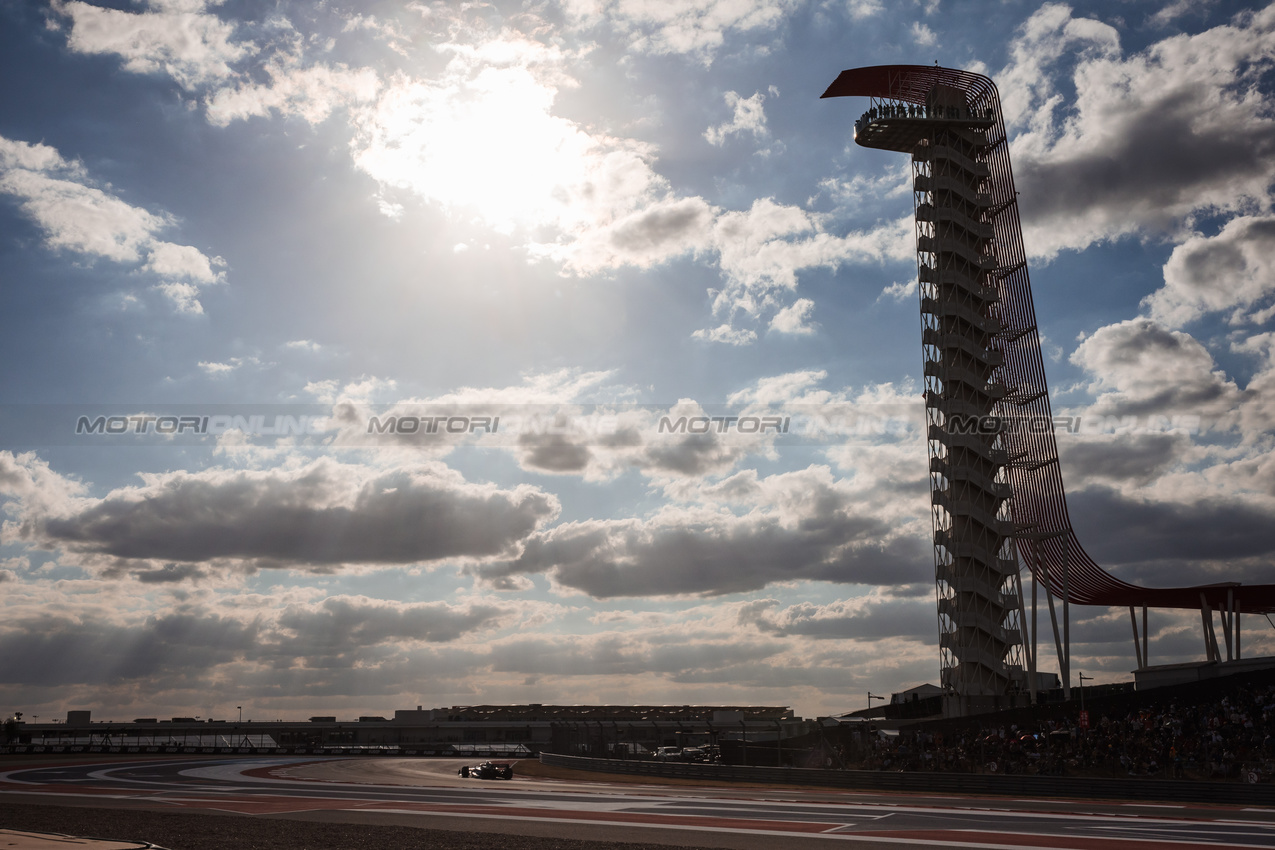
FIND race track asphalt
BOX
[3,755,1274,850]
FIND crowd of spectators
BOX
[843,681,1275,782]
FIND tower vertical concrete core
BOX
[825,67,1030,706]
[823,65,1275,714]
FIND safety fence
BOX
[2,744,531,758]
[538,752,1272,805]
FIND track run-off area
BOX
[2,756,1274,850]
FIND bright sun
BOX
[353,64,611,235]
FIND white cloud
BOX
[0,135,224,313]
[1148,0,1206,27]
[197,355,263,376]
[336,370,915,485]
[547,196,718,274]
[910,22,936,46]
[727,369,839,405]
[1069,318,1242,423]
[197,360,236,375]
[1002,3,1275,259]
[0,137,161,263]
[1145,215,1275,327]
[206,61,379,126]
[688,199,872,327]
[302,379,339,403]
[324,375,766,483]
[350,35,672,243]
[408,368,618,408]
[304,375,399,405]
[812,163,911,209]
[702,206,911,331]
[877,278,916,303]
[338,27,889,334]
[171,23,897,336]
[0,452,92,539]
[340,13,412,55]
[704,89,771,146]
[768,298,816,335]
[52,0,253,90]
[998,3,1121,134]
[692,323,757,345]
[1232,333,1275,441]
[145,242,226,313]
[846,0,883,19]
[559,0,803,60]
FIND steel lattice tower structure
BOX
[822,66,1275,714]
[827,71,1025,703]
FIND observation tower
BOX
[822,66,1275,715]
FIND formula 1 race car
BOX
[457,760,514,780]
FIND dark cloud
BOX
[608,198,714,253]
[518,433,591,473]
[478,505,930,598]
[1069,484,1275,571]
[1058,433,1188,486]
[1176,220,1268,285]
[226,648,486,701]
[1143,620,1214,661]
[27,461,558,570]
[489,636,656,676]
[1070,318,1241,419]
[0,594,511,691]
[1066,608,1154,647]
[488,634,783,677]
[0,612,259,686]
[641,431,747,476]
[277,596,510,647]
[132,563,208,583]
[1018,101,1275,234]
[746,597,935,641]
[1150,215,1275,324]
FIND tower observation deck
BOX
[822,65,1275,712]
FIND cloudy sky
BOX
[2,0,1274,722]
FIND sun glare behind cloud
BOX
[353,59,614,235]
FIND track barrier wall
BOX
[537,751,1273,805]
[1,744,526,758]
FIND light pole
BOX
[1078,673,1093,712]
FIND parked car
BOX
[458,760,514,779]
[653,746,683,761]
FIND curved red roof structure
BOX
[822,65,1275,618]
